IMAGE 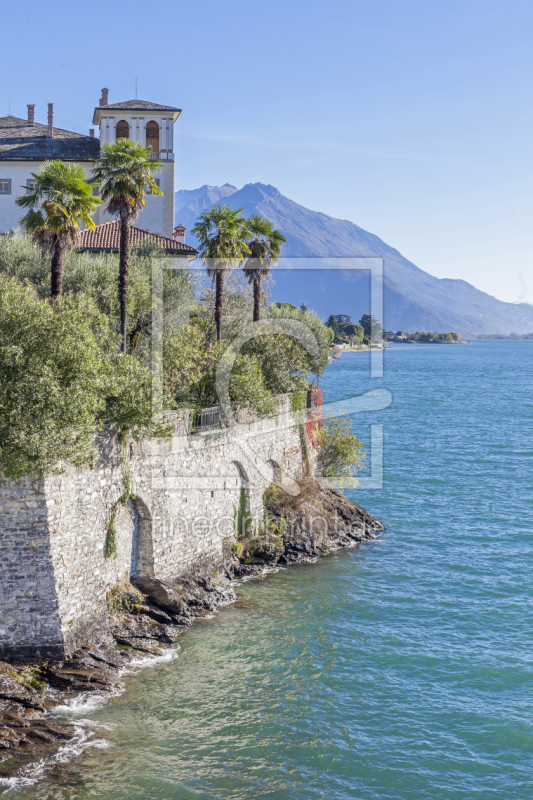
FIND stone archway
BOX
[130,497,154,580]
[116,119,130,139]
[232,461,249,486]
[146,121,160,153]
[266,459,282,486]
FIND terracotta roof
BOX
[78,220,198,254]
[0,115,99,161]
[97,99,181,112]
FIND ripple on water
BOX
[5,341,533,800]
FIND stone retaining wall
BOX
[0,398,309,661]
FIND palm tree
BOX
[243,215,286,321]
[192,204,250,340]
[91,139,162,353]
[16,161,100,298]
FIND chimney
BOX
[27,104,35,125]
[89,128,95,138]
[173,225,186,244]
[47,103,53,138]
[99,87,109,107]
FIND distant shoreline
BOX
[328,341,473,361]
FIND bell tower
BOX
[92,88,182,238]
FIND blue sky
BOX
[3,0,532,303]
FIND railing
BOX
[191,405,223,432]
[165,394,305,436]
[149,151,160,159]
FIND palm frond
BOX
[92,139,162,222]
[193,203,251,274]
[242,214,286,284]
[16,160,100,257]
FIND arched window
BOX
[146,121,159,154]
[115,120,130,139]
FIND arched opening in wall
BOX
[233,461,249,486]
[116,120,130,139]
[129,497,154,581]
[146,121,159,155]
[267,459,282,487]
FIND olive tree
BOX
[0,274,167,479]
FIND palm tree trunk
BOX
[51,243,63,298]
[253,273,262,322]
[119,215,131,353]
[215,269,225,341]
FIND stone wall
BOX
[0,398,309,661]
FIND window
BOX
[26,179,37,192]
[147,179,160,195]
[116,120,130,139]
[92,186,99,196]
[0,179,11,194]
[146,121,159,154]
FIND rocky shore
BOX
[0,481,382,782]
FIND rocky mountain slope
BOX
[175,183,533,335]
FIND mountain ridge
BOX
[174,183,533,335]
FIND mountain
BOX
[175,183,533,335]
[175,184,237,215]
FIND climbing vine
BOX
[105,429,134,560]
[234,486,252,539]
[105,504,119,559]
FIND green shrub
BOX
[319,415,365,484]
[0,231,193,356]
[0,275,169,479]
[106,582,145,615]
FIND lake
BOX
[6,340,533,799]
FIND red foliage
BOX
[306,386,322,448]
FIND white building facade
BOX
[92,89,180,237]
[0,89,181,239]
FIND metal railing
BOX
[166,394,303,436]
[191,405,224,432]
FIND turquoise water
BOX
[9,341,533,799]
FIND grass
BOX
[106,581,145,615]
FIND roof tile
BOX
[0,116,99,161]
[78,220,197,254]
[97,99,181,112]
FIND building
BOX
[78,219,197,258]
[0,88,182,239]
[92,88,180,238]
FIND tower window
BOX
[146,121,160,154]
[0,179,11,194]
[116,120,130,139]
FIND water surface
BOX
[6,341,533,799]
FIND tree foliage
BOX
[0,275,167,479]
[0,232,193,357]
[15,160,100,298]
[242,214,286,321]
[268,302,331,377]
[358,314,383,341]
[192,203,250,340]
[0,233,333,478]
[319,415,365,483]
[344,323,364,340]
[327,313,384,344]
[91,139,163,352]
